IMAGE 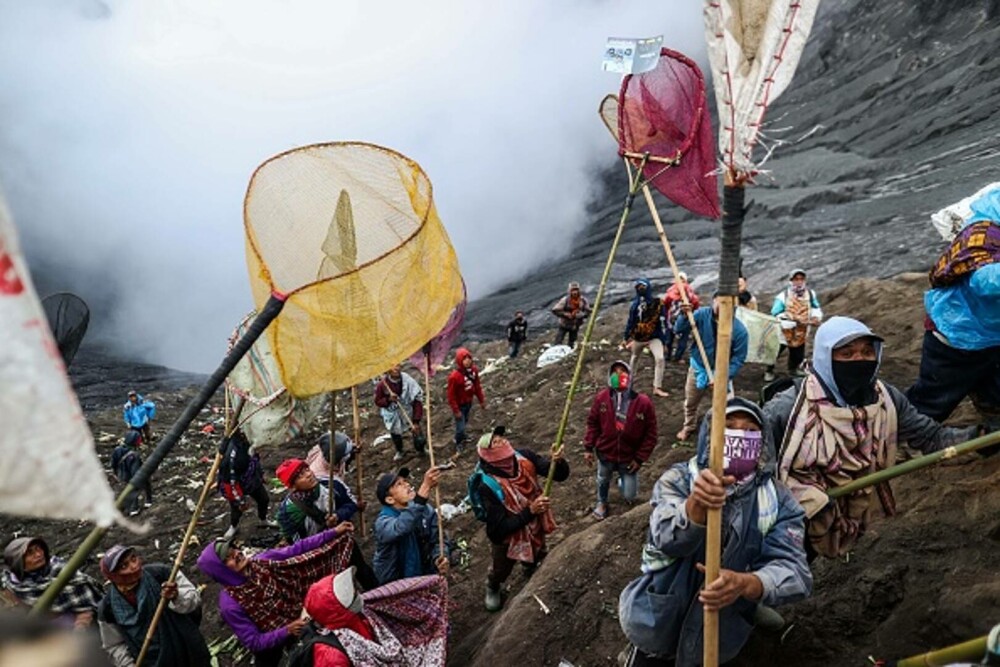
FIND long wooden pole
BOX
[31,295,286,616]
[350,386,366,537]
[422,352,447,559]
[638,179,714,375]
[542,154,649,496]
[135,395,246,667]
[828,429,1000,499]
[704,181,746,667]
[328,392,337,516]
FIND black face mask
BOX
[832,359,878,406]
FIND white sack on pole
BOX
[703,0,821,174]
[0,192,121,526]
[225,310,326,447]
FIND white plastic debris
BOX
[931,182,1000,240]
[537,345,574,369]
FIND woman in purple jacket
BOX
[197,524,356,667]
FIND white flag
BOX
[0,191,121,526]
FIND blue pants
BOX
[508,340,523,358]
[454,403,472,446]
[671,326,690,361]
[906,331,1000,422]
[596,459,638,505]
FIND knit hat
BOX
[477,426,515,463]
[677,271,688,282]
[568,281,580,291]
[213,536,234,561]
[276,458,308,488]
[318,431,353,466]
[376,467,410,504]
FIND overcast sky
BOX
[0,0,705,372]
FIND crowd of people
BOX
[3,206,1000,667]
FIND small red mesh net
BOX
[617,48,720,219]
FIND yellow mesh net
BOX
[244,142,464,397]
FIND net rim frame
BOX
[242,141,438,300]
[616,47,709,164]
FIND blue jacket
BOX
[674,306,748,389]
[619,399,811,666]
[925,189,1000,350]
[123,397,156,428]
[624,278,666,342]
[372,497,441,585]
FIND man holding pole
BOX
[674,296,749,442]
[97,545,210,667]
[767,316,986,560]
[372,466,450,585]
[275,457,358,544]
[618,398,812,666]
[470,426,569,612]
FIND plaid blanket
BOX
[226,534,353,632]
[1,556,103,614]
[929,220,1000,288]
[333,575,448,667]
[777,376,898,558]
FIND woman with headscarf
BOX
[2,536,102,629]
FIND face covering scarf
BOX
[832,359,879,406]
[723,428,762,485]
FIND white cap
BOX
[332,566,356,609]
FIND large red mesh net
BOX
[617,48,720,219]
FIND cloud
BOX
[0,0,705,371]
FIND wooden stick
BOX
[350,386,366,538]
[328,392,337,517]
[703,296,735,667]
[135,396,245,667]
[637,175,714,375]
[423,351,447,559]
[622,150,679,165]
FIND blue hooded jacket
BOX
[624,278,665,341]
[618,397,811,665]
[925,189,1000,350]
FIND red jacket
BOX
[446,348,485,416]
[583,388,658,464]
[304,573,376,667]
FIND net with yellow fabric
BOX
[244,142,464,397]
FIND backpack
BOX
[467,465,506,522]
[286,623,346,667]
[631,298,662,342]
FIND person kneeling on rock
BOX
[468,426,569,612]
[619,397,812,667]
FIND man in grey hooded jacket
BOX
[618,397,811,666]
[764,316,984,560]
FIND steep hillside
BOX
[2,275,997,666]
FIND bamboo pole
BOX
[350,386,366,537]
[636,166,714,376]
[135,395,246,667]
[828,429,1000,500]
[31,295,286,616]
[703,181,747,667]
[328,392,337,517]
[422,350,447,559]
[542,154,650,495]
[896,634,989,667]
